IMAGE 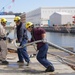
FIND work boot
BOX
[45,65,55,72]
[0,60,2,61]
[17,61,24,63]
[2,61,9,65]
[26,62,30,66]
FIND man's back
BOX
[32,27,46,49]
[16,22,28,43]
[32,27,46,40]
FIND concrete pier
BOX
[0,44,74,75]
[42,26,75,33]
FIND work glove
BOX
[6,30,11,36]
[6,32,10,36]
[42,38,47,43]
[7,37,12,43]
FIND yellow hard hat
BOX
[26,22,33,29]
[14,16,21,22]
[1,18,7,23]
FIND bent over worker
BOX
[0,18,9,65]
[14,16,30,66]
[25,22,55,72]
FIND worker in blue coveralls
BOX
[14,16,30,66]
[25,22,55,72]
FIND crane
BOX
[0,0,15,14]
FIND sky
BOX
[0,0,75,13]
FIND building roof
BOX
[54,12,72,15]
[41,7,75,9]
[0,15,15,18]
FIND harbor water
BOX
[46,32,75,51]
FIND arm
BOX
[27,30,32,41]
[14,27,17,39]
[18,25,28,43]
[42,33,46,39]
[39,28,46,39]
[0,25,6,37]
[18,27,24,43]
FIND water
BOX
[7,30,14,39]
[46,32,75,51]
[8,30,75,51]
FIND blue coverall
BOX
[16,22,30,63]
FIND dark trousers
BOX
[36,43,54,68]
[17,39,30,63]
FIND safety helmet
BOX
[26,22,33,29]
[1,18,7,23]
[14,16,21,22]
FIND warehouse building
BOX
[26,7,75,26]
[50,12,73,26]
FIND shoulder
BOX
[34,27,46,33]
[21,23,25,27]
[21,24,27,32]
[21,23,25,29]
[37,27,45,31]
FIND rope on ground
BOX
[7,57,16,60]
[47,52,75,70]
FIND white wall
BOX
[26,8,41,25]
[50,12,73,26]
[26,7,75,26]
[61,15,73,24]
[50,13,61,26]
